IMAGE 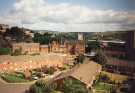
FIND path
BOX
[0,78,32,93]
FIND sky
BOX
[0,0,135,32]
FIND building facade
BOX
[12,33,85,55]
[12,43,40,54]
[12,41,85,55]
[126,31,135,60]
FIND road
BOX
[0,65,64,93]
[0,73,58,93]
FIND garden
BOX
[29,77,90,93]
[92,71,130,93]
[0,72,29,83]
[0,66,59,83]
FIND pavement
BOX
[0,78,32,93]
[0,71,62,93]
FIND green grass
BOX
[102,71,128,83]
[94,82,115,92]
[1,73,28,83]
[0,48,11,55]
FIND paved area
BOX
[0,70,62,93]
[0,81,31,93]
[0,54,68,72]
[0,54,72,93]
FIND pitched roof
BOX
[54,59,102,87]
[70,61,101,86]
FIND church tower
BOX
[78,32,84,41]
[75,32,85,54]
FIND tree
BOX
[94,49,108,66]
[87,41,100,50]
[33,32,53,44]
[46,67,56,75]
[62,78,89,93]
[5,26,25,42]
[29,80,57,93]
[11,48,22,56]
[74,54,85,64]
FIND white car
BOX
[32,75,39,80]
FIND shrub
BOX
[11,49,22,56]
[94,49,108,65]
[0,48,11,55]
[46,67,56,75]
[30,53,40,56]
[99,73,111,83]
[1,73,27,83]
[30,80,57,93]
[62,78,89,93]
[74,54,85,64]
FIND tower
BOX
[78,32,83,41]
[75,32,85,54]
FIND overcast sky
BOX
[0,0,135,32]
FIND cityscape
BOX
[0,0,135,93]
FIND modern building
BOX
[126,31,135,60]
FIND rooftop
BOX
[54,59,102,87]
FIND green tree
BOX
[62,78,89,93]
[5,26,25,42]
[33,33,53,44]
[87,41,100,50]
[29,80,57,93]
[94,49,108,66]
[74,54,85,64]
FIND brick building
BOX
[12,33,85,55]
[12,43,40,54]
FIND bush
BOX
[1,73,28,83]
[62,78,89,93]
[99,73,111,83]
[0,48,11,55]
[46,67,56,75]
[30,80,57,93]
[30,53,40,56]
[11,49,22,56]
[74,54,85,64]
[94,49,108,65]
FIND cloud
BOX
[0,0,135,32]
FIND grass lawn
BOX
[1,73,28,83]
[94,82,114,91]
[102,71,128,83]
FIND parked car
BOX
[31,75,39,80]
